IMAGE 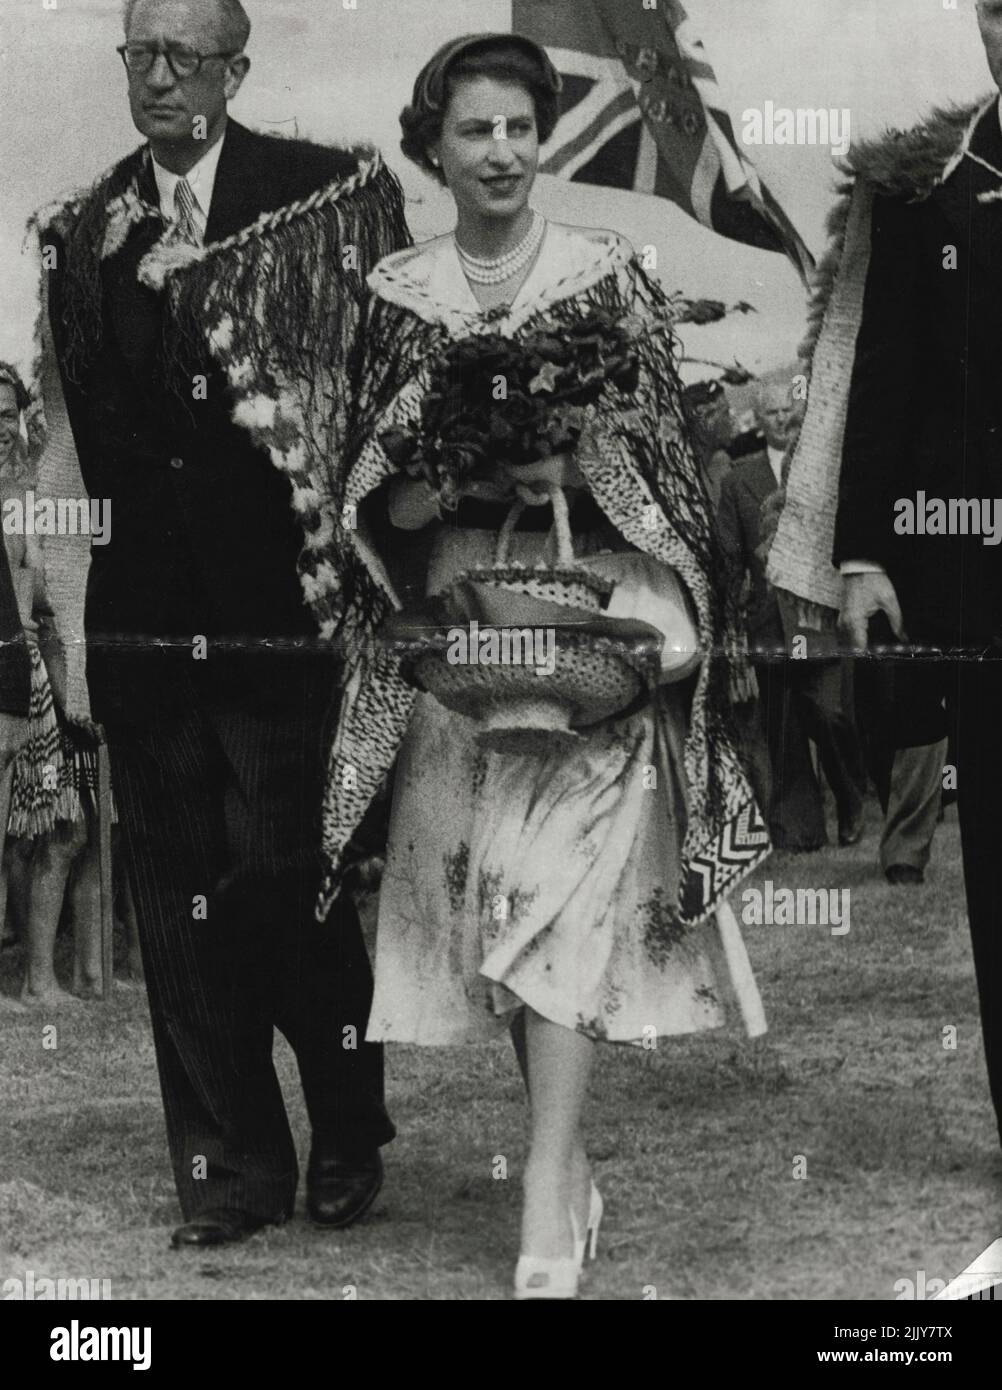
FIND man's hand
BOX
[0,712,28,772]
[838,571,906,652]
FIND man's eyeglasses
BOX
[117,44,238,80]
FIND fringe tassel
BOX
[164,156,409,421]
[188,157,412,645]
[7,643,86,838]
[8,787,81,841]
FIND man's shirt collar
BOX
[151,128,226,236]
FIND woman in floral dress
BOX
[312,34,770,1298]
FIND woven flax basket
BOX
[406,486,664,754]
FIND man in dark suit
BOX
[43,0,404,1246]
[837,1,1002,1147]
[719,381,865,850]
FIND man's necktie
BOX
[172,177,201,247]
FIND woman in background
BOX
[0,362,102,1005]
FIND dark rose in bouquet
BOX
[379,311,648,510]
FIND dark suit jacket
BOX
[834,104,1002,648]
[47,120,386,721]
[717,449,784,650]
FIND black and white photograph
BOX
[1,0,1001,1338]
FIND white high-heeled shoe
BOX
[513,1251,580,1301]
[571,1183,604,1267]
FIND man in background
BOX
[720,380,865,850]
[854,660,946,886]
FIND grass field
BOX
[2,799,1000,1301]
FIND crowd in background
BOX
[684,373,948,882]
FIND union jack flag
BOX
[513,0,814,284]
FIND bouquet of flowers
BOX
[379,310,647,510]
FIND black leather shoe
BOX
[885,864,924,886]
[170,1208,281,1249]
[307,1149,384,1229]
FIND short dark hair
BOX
[400,33,562,184]
[123,0,251,52]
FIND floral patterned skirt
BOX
[366,523,759,1047]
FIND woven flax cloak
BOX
[304,225,770,928]
[26,141,409,722]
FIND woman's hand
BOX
[501,452,587,505]
[388,476,440,530]
[455,476,517,503]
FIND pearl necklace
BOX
[457,213,545,285]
